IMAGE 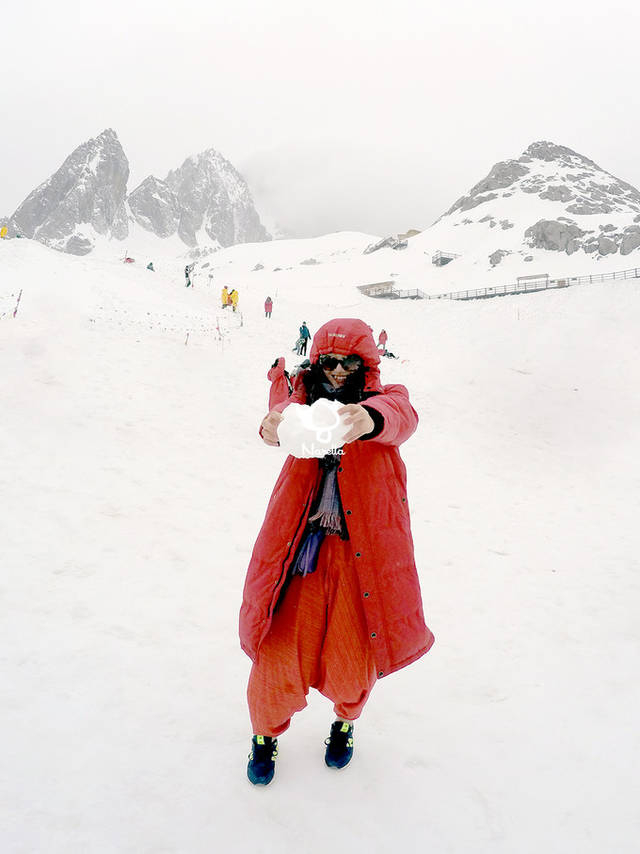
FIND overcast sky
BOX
[2,0,639,237]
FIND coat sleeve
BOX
[359,383,418,446]
[267,363,284,382]
[270,373,306,412]
[259,374,306,440]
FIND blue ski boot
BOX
[324,721,354,769]
[247,735,278,785]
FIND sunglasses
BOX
[318,354,363,371]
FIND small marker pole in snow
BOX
[13,289,23,318]
[184,332,190,346]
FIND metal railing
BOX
[432,250,460,265]
[396,288,428,299]
[426,266,640,301]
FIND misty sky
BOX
[2,0,639,237]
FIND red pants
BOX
[247,536,377,737]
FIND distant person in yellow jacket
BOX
[230,289,239,312]
[222,286,229,309]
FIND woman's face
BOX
[319,353,363,389]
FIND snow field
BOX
[1,237,639,853]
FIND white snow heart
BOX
[278,399,350,459]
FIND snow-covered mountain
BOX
[417,141,640,268]
[7,130,270,256]
[8,129,129,255]
[129,150,270,249]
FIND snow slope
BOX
[1,236,639,853]
[181,227,640,304]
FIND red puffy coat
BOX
[267,358,291,411]
[240,319,434,679]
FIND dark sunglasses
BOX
[318,354,363,371]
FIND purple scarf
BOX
[290,453,345,576]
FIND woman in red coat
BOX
[240,318,434,785]
[266,357,292,411]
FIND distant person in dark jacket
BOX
[298,321,311,355]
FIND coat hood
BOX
[310,318,380,367]
[309,318,382,393]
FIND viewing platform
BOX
[432,250,460,267]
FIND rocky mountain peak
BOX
[9,128,129,255]
[8,131,270,256]
[162,147,269,248]
[522,140,597,169]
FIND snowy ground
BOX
[1,237,639,853]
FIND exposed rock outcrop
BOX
[524,220,586,254]
[489,249,511,266]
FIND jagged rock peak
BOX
[128,175,181,240]
[160,147,270,248]
[9,128,129,254]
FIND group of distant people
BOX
[156,272,394,358]
[221,286,239,312]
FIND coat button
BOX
[401,497,406,503]
[370,631,377,639]
[338,467,343,473]
[363,592,370,598]
[355,552,361,557]
[378,670,384,678]
[346,509,352,515]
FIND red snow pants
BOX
[247,535,377,737]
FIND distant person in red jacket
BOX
[378,329,388,351]
[264,296,273,318]
[240,318,434,785]
[267,357,292,411]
